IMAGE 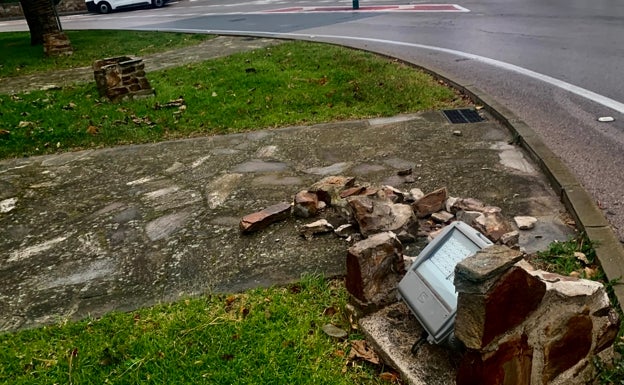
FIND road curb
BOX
[423,67,624,308]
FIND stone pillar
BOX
[453,245,620,385]
[93,56,155,102]
[43,32,73,57]
[346,231,405,312]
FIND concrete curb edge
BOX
[423,68,624,308]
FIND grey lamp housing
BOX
[397,221,492,350]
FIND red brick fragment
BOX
[239,202,291,233]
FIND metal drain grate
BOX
[442,109,485,124]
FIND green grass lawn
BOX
[0,30,213,78]
[0,39,467,159]
[0,276,393,385]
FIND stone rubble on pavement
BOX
[237,172,617,384]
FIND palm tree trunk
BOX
[19,0,61,45]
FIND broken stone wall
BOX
[93,56,154,102]
[454,246,619,385]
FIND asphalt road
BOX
[1,0,623,242]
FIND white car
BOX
[85,0,166,14]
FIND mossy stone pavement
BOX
[0,36,574,333]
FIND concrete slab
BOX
[360,302,460,385]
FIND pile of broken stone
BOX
[239,174,529,248]
[238,175,619,384]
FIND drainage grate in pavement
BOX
[442,109,485,124]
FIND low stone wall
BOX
[0,0,86,19]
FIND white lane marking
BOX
[263,4,469,14]
[152,28,624,114]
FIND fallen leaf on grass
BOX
[584,266,599,279]
[86,126,99,135]
[348,340,380,365]
[224,295,237,311]
[130,115,156,126]
[322,324,348,339]
[18,121,35,128]
[379,372,401,383]
[0,129,10,136]
[154,97,185,110]
[323,306,337,316]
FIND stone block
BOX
[456,210,482,226]
[340,186,366,198]
[309,175,356,205]
[347,195,418,239]
[293,190,319,218]
[346,232,404,306]
[454,245,524,293]
[431,210,454,223]
[449,197,486,213]
[93,56,154,102]
[500,230,520,248]
[299,219,334,240]
[474,211,513,242]
[239,202,291,233]
[43,32,73,57]
[378,185,405,203]
[413,187,448,218]
[514,216,538,230]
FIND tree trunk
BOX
[19,0,61,45]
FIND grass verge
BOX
[0,276,393,385]
[0,31,213,78]
[0,40,467,159]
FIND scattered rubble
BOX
[309,175,356,205]
[239,202,291,233]
[515,215,538,230]
[293,190,319,218]
[299,219,334,240]
[474,211,514,243]
[347,195,418,241]
[238,175,526,246]
[413,187,448,218]
[237,176,617,384]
